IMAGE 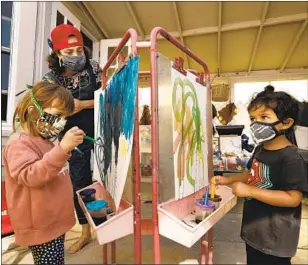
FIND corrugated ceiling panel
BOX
[221,28,258,72]
[138,39,189,71]
[253,23,303,71]
[222,2,263,24]
[63,2,101,40]
[138,48,150,72]
[88,2,135,38]
[132,2,177,34]
[287,27,308,69]
[65,1,308,73]
[156,39,185,63]
[178,2,218,30]
[185,34,218,73]
[267,2,308,18]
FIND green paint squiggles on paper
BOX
[172,76,205,188]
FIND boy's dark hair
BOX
[46,46,92,74]
[248,85,300,145]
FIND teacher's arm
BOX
[73,99,94,114]
[81,99,94,109]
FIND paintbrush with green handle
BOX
[84,135,96,143]
[73,136,99,155]
[83,135,103,146]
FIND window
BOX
[233,80,308,105]
[56,10,74,27]
[1,1,13,121]
[233,82,269,106]
[56,11,64,26]
[271,80,308,102]
[51,3,80,30]
[51,3,99,64]
[100,38,131,74]
[139,87,151,106]
[81,31,93,53]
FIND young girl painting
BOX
[3,82,85,265]
[213,85,308,265]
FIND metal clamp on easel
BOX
[172,57,187,76]
[187,69,207,86]
[196,72,206,86]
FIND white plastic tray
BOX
[158,185,237,248]
[77,182,134,245]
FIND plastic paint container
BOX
[80,188,96,203]
[86,200,108,225]
[86,199,108,212]
[194,200,215,224]
[207,194,222,209]
[92,216,107,226]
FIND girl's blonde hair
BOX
[13,81,74,136]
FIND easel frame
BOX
[98,27,215,265]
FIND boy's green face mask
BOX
[30,89,67,140]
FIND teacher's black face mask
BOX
[62,53,86,72]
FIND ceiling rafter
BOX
[247,2,270,74]
[81,2,110,39]
[145,13,308,40]
[172,2,190,69]
[75,2,105,39]
[125,2,145,40]
[217,2,222,75]
[280,19,308,72]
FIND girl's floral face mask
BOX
[30,90,67,140]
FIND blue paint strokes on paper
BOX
[95,56,139,186]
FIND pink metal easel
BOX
[100,27,214,265]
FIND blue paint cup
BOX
[80,188,96,203]
[86,199,109,226]
[86,200,108,211]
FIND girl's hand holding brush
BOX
[60,126,85,154]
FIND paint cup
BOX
[194,200,215,224]
[80,188,96,203]
[92,216,107,226]
[91,207,114,226]
[86,200,108,225]
[208,194,222,209]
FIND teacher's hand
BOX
[73,99,84,115]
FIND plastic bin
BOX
[77,182,134,245]
[158,185,237,248]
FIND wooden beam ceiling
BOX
[82,1,110,39]
[125,2,145,40]
[145,13,308,40]
[280,19,308,72]
[247,2,270,74]
[172,1,190,68]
